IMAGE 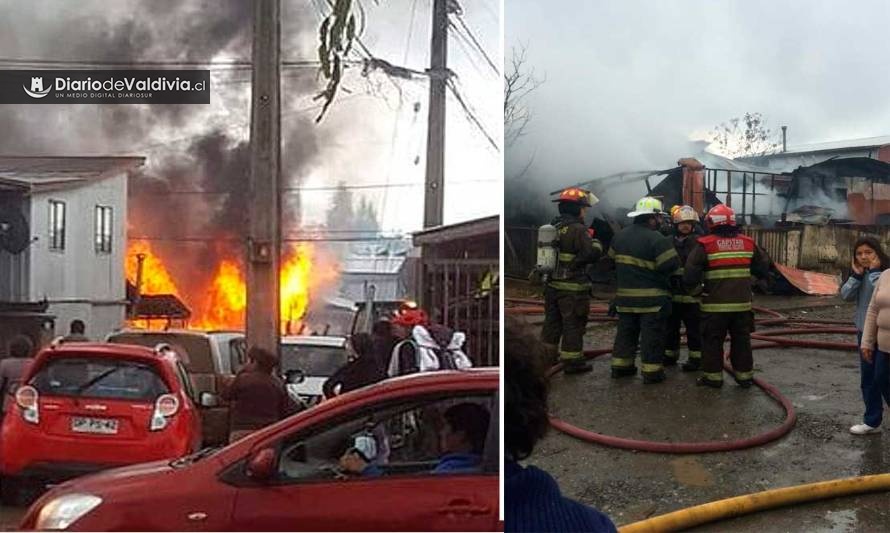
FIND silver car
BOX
[279,335,350,406]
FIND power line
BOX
[452,14,499,75]
[449,21,493,80]
[0,57,354,69]
[131,178,498,195]
[446,78,500,152]
[121,92,369,153]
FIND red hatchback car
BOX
[19,369,500,532]
[0,343,203,502]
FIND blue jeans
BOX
[858,332,890,427]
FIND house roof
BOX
[0,156,145,192]
[131,294,191,319]
[777,135,890,155]
[412,215,499,245]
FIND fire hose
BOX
[505,299,858,453]
[619,474,890,532]
[507,297,881,529]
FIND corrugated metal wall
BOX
[747,225,890,274]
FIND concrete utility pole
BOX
[246,0,281,354]
[423,0,449,229]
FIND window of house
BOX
[48,200,66,251]
[94,205,113,254]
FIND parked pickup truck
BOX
[105,329,246,446]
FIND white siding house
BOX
[0,156,144,340]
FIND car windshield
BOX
[280,344,348,377]
[30,357,169,401]
[108,332,214,374]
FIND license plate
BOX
[71,416,118,435]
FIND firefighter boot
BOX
[733,371,754,389]
[663,349,679,367]
[642,370,666,384]
[611,366,638,378]
[697,375,724,389]
[563,357,593,374]
[681,359,701,372]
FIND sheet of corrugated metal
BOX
[773,263,840,296]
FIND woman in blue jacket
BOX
[840,236,890,435]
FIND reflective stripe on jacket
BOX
[609,223,680,312]
[683,232,770,313]
[547,214,602,291]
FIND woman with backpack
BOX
[386,304,472,377]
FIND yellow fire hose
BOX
[619,473,890,532]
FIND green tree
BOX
[353,196,381,232]
[326,181,355,230]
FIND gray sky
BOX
[506,0,890,212]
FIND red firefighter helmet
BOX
[392,301,429,327]
[705,204,736,229]
[553,187,596,207]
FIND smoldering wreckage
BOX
[509,143,890,294]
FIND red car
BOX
[1,343,203,502]
[19,369,500,531]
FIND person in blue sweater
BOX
[505,317,617,532]
[432,402,490,474]
[840,236,890,435]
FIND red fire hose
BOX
[508,300,859,454]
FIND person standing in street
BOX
[846,237,890,434]
[223,346,300,443]
[608,196,681,384]
[62,319,89,343]
[683,204,770,388]
[540,187,603,374]
[323,333,386,398]
[663,205,703,371]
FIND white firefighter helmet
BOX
[627,197,664,218]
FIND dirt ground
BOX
[509,284,890,532]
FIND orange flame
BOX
[280,244,313,333]
[127,241,328,334]
[191,260,247,330]
[125,240,180,296]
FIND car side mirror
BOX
[285,369,306,385]
[199,392,220,408]
[246,448,277,481]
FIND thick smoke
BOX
[0,0,344,318]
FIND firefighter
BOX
[608,197,681,384]
[683,204,771,388]
[540,187,604,374]
[664,205,703,370]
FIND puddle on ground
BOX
[670,457,714,487]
